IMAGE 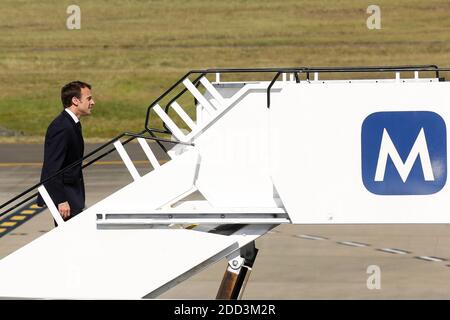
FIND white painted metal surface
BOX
[269,81,450,223]
[153,104,187,142]
[170,101,197,131]
[183,78,216,114]
[91,149,199,213]
[194,87,281,207]
[137,138,160,169]
[37,185,64,225]
[200,76,226,107]
[0,227,239,299]
[96,207,289,226]
[114,140,141,181]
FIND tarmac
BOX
[1,143,450,299]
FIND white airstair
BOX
[1,65,450,299]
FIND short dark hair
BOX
[61,81,91,109]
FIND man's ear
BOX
[71,96,79,106]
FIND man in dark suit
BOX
[37,81,95,224]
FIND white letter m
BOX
[374,128,434,182]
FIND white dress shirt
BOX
[65,108,80,124]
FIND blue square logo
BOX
[361,111,447,195]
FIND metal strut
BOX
[216,241,259,300]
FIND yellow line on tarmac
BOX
[1,222,16,227]
[91,160,156,166]
[0,160,160,167]
[21,210,36,215]
[0,162,43,167]
[10,216,26,221]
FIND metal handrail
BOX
[144,65,449,129]
[162,73,205,138]
[267,65,447,108]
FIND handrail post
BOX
[267,72,281,109]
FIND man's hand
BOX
[58,201,71,220]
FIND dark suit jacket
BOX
[37,110,85,216]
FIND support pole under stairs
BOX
[216,241,258,300]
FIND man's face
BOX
[74,87,95,116]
